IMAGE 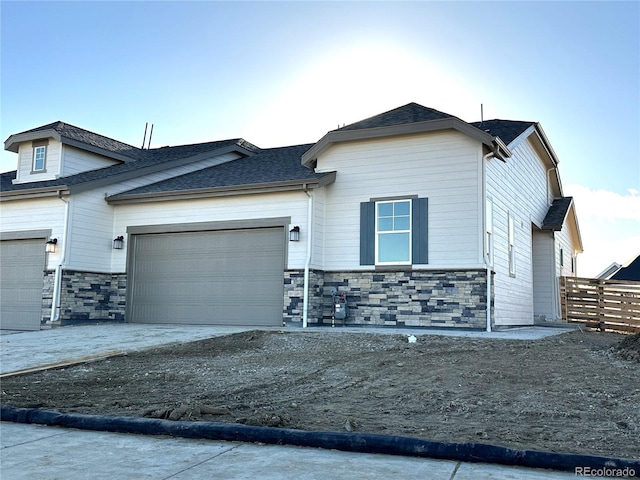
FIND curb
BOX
[2,406,639,474]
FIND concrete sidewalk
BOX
[1,323,583,479]
[0,322,576,375]
[1,422,578,479]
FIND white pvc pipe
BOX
[50,192,70,323]
[482,152,494,332]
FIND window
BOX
[560,248,564,267]
[485,198,493,266]
[32,145,46,172]
[508,213,516,276]
[376,200,411,264]
[360,197,428,266]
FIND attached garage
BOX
[127,226,286,326]
[0,237,46,331]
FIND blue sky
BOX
[1,1,638,276]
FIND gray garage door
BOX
[0,239,45,331]
[128,228,285,326]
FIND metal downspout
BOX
[302,187,313,328]
[49,192,70,323]
[483,151,495,332]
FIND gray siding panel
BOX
[129,228,285,326]
[0,238,45,330]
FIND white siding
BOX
[13,141,62,183]
[65,190,115,272]
[316,131,483,270]
[0,197,66,270]
[112,191,309,272]
[311,187,325,269]
[61,145,120,176]
[487,138,551,325]
[532,229,558,321]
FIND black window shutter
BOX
[360,201,375,265]
[412,197,428,264]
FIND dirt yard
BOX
[2,330,639,459]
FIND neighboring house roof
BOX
[302,102,516,168]
[0,138,259,199]
[597,262,623,279]
[106,144,336,204]
[610,254,640,281]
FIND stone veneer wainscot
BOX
[284,270,493,329]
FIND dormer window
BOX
[31,140,48,173]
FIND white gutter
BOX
[302,187,313,328]
[49,192,70,323]
[482,151,495,332]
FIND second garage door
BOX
[0,238,46,331]
[128,228,285,326]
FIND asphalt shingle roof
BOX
[0,138,255,194]
[335,103,456,131]
[470,119,535,145]
[542,197,573,230]
[112,144,326,197]
[13,121,144,160]
[334,103,534,147]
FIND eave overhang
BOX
[0,185,70,201]
[106,171,337,205]
[301,117,512,168]
[542,199,584,253]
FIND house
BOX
[0,103,583,331]
[598,254,640,281]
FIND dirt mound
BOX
[616,333,640,362]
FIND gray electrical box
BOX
[331,289,348,326]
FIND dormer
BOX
[5,121,142,184]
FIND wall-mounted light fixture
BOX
[45,238,58,253]
[289,226,300,242]
[113,235,125,250]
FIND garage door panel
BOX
[0,239,45,331]
[129,228,284,326]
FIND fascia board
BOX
[106,175,334,205]
[5,130,62,153]
[70,144,251,194]
[302,118,505,167]
[0,186,69,201]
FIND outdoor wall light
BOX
[113,236,125,250]
[289,226,300,242]
[45,238,58,253]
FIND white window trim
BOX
[32,145,47,172]
[375,199,412,266]
[485,198,494,267]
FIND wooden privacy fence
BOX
[560,276,640,334]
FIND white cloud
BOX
[565,184,640,277]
